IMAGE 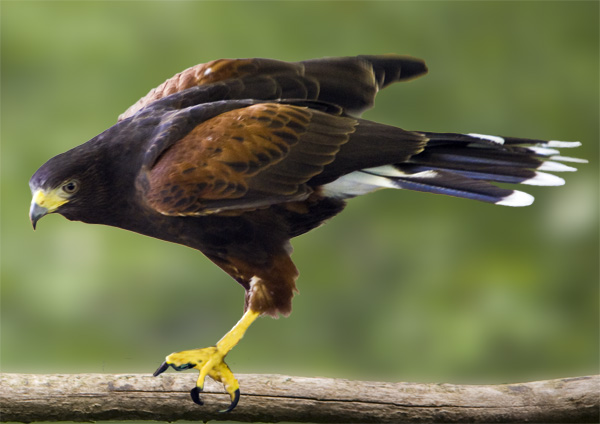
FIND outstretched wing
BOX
[119,55,428,120]
[140,103,357,216]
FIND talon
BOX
[220,388,240,413]
[158,310,259,411]
[153,361,169,377]
[190,386,204,405]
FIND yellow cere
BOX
[32,188,69,212]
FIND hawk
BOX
[29,55,584,411]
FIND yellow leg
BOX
[154,309,260,412]
[216,308,260,352]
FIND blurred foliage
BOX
[1,0,598,403]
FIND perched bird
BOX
[29,55,585,411]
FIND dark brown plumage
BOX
[29,55,584,410]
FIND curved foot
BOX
[153,347,241,412]
[153,310,260,412]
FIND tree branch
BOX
[1,373,597,423]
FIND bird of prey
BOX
[29,55,585,412]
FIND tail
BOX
[322,132,586,207]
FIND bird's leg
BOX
[153,308,260,412]
[155,251,297,411]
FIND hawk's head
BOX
[29,142,115,228]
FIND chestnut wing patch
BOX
[144,103,356,215]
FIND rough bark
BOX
[1,373,598,423]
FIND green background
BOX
[2,0,598,403]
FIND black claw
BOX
[220,388,240,413]
[153,361,169,377]
[190,386,204,405]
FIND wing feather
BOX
[120,58,302,121]
[119,56,428,120]
[143,103,356,215]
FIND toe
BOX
[158,347,241,411]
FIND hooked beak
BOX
[29,201,48,230]
[29,189,68,230]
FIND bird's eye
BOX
[62,180,79,194]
